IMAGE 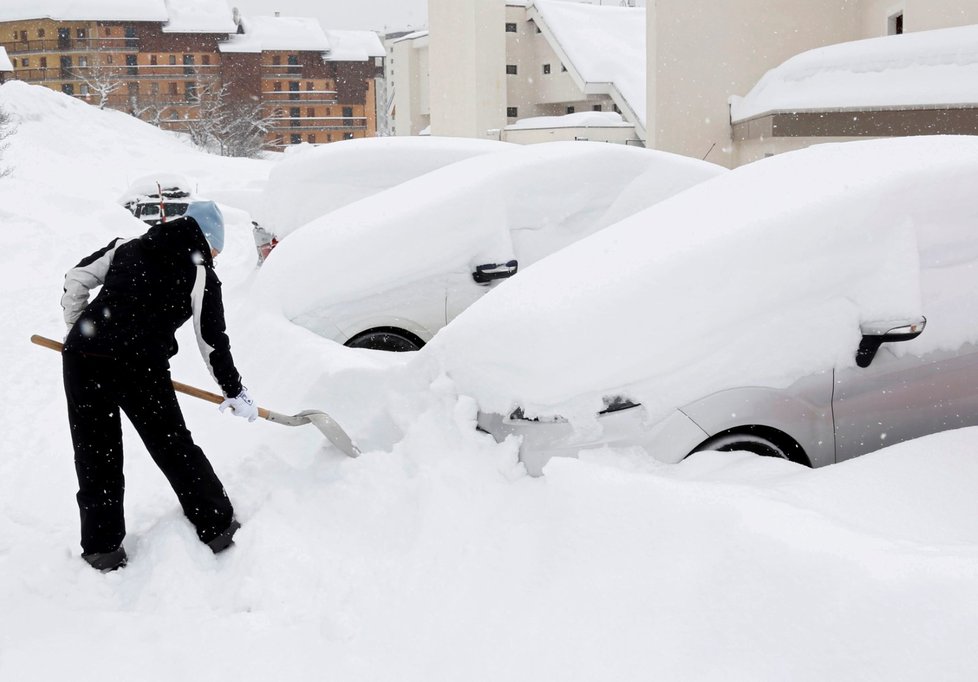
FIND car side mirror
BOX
[472,260,518,285]
[856,316,926,368]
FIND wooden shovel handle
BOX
[30,334,270,419]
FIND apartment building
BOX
[398,0,977,167]
[0,2,384,150]
[395,0,644,145]
[648,0,978,167]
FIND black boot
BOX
[82,547,128,572]
[206,519,241,554]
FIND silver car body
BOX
[458,138,978,475]
[480,342,978,476]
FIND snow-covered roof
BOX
[530,0,646,128]
[162,0,236,34]
[220,15,330,54]
[391,30,429,45]
[507,111,632,130]
[0,48,13,73]
[323,30,385,62]
[731,24,978,123]
[0,0,168,22]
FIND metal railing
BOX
[3,37,137,54]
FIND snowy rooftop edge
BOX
[731,23,978,123]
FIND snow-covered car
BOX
[423,136,978,475]
[119,173,196,226]
[254,141,725,351]
[252,136,513,252]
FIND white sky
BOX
[228,0,429,33]
[226,0,646,33]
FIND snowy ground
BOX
[2,82,978,681]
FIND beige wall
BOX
[393,35,430,135]
[429,0,506,138]
[648,0,862,168]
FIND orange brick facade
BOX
[0,18,380,149]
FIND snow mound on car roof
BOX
[254,136,513,238]
[254,141,722,327]
[424,136,978,424]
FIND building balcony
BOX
[4,37,137,55]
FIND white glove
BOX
[220,389,259,422]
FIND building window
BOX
[185,82,197,102]
[507,107,518,118]
[273,55,281,66]
[80,84,90,96]
[169,55,176,65]
[104,28,112,36]
[150,54,158,65]
[20,58,28,67]
[76,28,86,39]
[505,22,517,32]
[202,54,210,66]
[183,54,194,75]
[542,64,551,75]
[62,83,74,95]
[566,106,575,114]
[289,81,299,100]
[888,11,904,35]
[79,56,88,67]
[126,54,137,75]
[592,104,602,112]
[327,133,333,142]
[124,25,137,49]
[19,30,27,42]
[613,104,621,114]
[307,134,316,143]
[306,81,314,90]
[37,28,45,38]
[273,81,282,91]
[287,55,299,66]
[506,64,517,75]
[290,133,302,144]
[343,132,354,140]
[342,106,354,126]
[40,57,48,68]
[307,107,315,117]
[169,82,178,95]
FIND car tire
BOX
[693,432,793,461]
[346,329,423,352]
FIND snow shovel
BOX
[31,334,360,458]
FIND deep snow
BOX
[2,81,978,681]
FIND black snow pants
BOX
[63,351,234,555]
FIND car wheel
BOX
[346,329,423,352]
[691,429,809,464]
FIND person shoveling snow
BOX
[59,201,258,572]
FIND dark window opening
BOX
[889,11,904,35]
[290,133,302,144]
[542,64,551,75]
[592,104,602,112]
[507,107,518,118]
[506,64,517,75]
[183,54,194,75]
[126,54,138,75]
[62,83,74,95]
[505,22,517,33]
[566,106,575,114]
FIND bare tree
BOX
[71,57,124,110]
[0,104,15,178]
[184,76,272,158]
